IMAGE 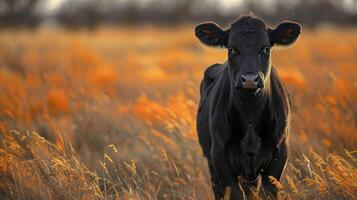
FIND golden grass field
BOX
[0,26,356,199]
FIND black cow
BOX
[195,16,301,200]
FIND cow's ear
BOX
[195,22,228,47]
[270,22,301,46]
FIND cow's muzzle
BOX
[238,73,263,89]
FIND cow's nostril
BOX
[254,75,259,82]
[241,76,246,83]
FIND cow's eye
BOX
[228,47,240,55]
[261,46,271,54]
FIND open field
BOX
[0,26,356,199]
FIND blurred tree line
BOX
[1,0,357,29]
[0,0,42,28]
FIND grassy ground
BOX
[0,26,356,199]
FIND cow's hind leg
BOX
[207,159,224,200]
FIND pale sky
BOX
[45,0,66,12]
[44,0,356,13]
[45,0,244,12]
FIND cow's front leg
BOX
[240,177,260,200]
[211,146,243,200]
[260,142,288,199]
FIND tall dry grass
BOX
[0,26,356,199]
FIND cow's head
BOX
[195,16,301,95]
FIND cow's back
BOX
[197,63,226,157]
[199,63,226,98]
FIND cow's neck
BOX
[231,80,270,131]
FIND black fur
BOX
[195,16,300,200]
